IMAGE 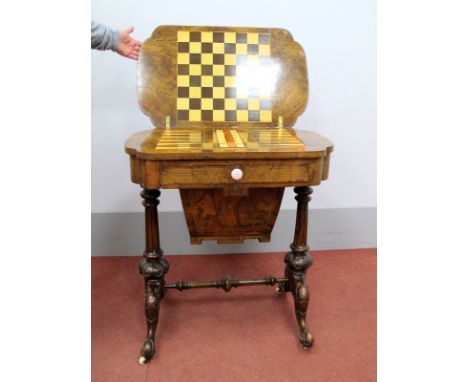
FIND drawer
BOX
[160,160,314,187]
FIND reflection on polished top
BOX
[138,26,309,128]
[176,30,275,123]
[153,127,304,153]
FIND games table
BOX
[124,26,334,364]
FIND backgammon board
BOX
[153,127,304,152]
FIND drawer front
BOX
[160,161,313,187]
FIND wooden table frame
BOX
[126,127,333,364]
[138,185,314,364]
[125,25,334,364]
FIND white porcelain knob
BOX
[138,356,147,365]
[231,168,243,181]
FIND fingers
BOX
[126,43,141,60]
[116,26,142,60]
[119,26,135,42]
[130,38,142,47]
[128,47,139,60]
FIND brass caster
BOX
[138,356,147,365]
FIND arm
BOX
[91,20,119,51]
[91,20,141,60]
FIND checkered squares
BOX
[176,30,273,123]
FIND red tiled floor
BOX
[92,249,376,382]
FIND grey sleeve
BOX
[91,20,119,51]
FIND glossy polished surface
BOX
[176,30,274,123]
[138,26,308,128]
[154,128,303,152]
[125,127,333,159]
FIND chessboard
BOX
[176,30,274,123]
[154,128,305,153]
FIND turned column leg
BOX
[138,188,169,364]
[285,186,314,348]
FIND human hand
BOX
[116,26,142,60]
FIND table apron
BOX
[130,157,327,189]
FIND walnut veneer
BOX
[124,25,334,364]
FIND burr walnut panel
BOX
[138,25,308,128]
[180,188,285,244]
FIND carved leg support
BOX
[285,186,314,348]
[138,189,169,364]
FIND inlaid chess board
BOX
[138,26,309,128]
[176,30,274,123]
[154,128,304,153]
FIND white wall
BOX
[92,0,376,212]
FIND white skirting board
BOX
[91,207,376,256]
